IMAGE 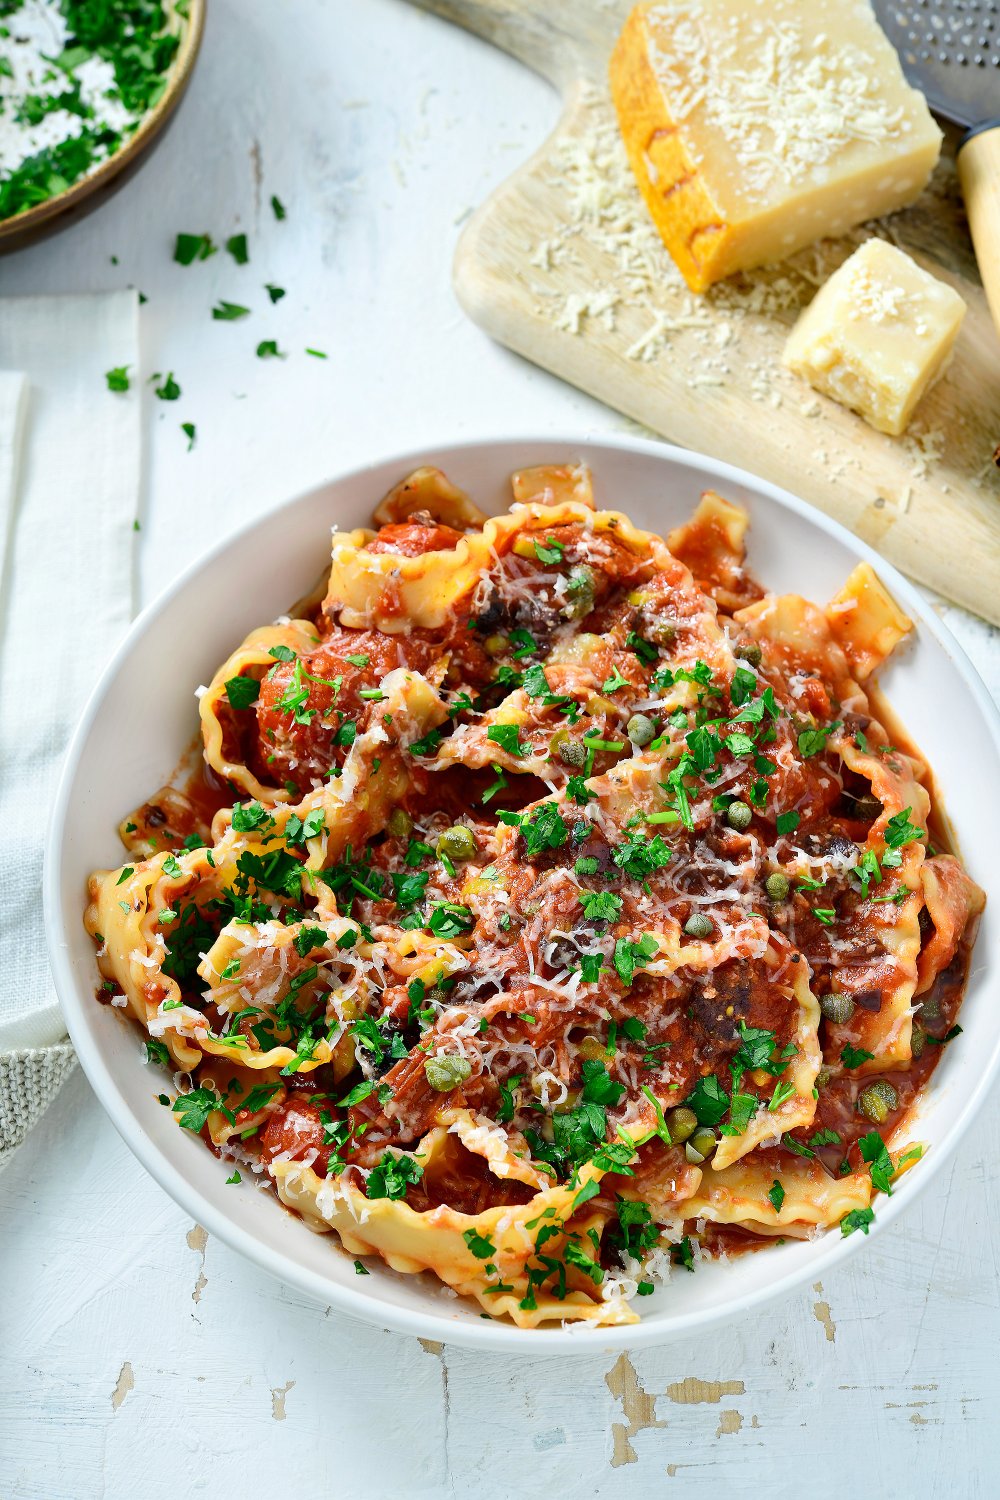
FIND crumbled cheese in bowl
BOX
[0,0,190,224]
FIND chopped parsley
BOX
[174,232,216,265]
[840,1206,875,1236]
[226,232,249,265]
[211,301,251,321]
[154,372,180,401]
[580,1058,626,1107]
[579,890,622,924]
[487,724,531,757]
[172,1086,229,1133]
[859,1131,895,1195]
[533,536,564,564]
[797,721,841,758]
[225,675,260,710]
[613,933,658,985]
[366,1151,423,1201]
[884,807,923,849]
[427,903,474,939]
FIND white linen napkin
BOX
[0,290,140,1167]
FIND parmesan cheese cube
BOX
[782,239,966,436]
[609,0,942,293]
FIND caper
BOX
[557,738,587,768]
[726,801,753,831]
[816,1065,834,1089]
[650,619,676,645]
[667,1106,698,1144]
[858,1079,899,1125]
[627,713,657,747]
[911,1024,926,1060]
[437,824,477,862]
[686,1127,717,1164]
[734,641,762,667]
[684,912,714,939]
[564,565,597,619]
[483,634,508,657]
[386,807,413,839]
[820,991,856,1024]
[424,1054,472,1092]
[765,871,790,902]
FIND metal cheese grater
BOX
[872,0,1000,335]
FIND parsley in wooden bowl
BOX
[0,0,205,250]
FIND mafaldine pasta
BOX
[86,465,984,1327]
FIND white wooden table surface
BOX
[2,3,998,1496]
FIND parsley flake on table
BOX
[225,232,249,265]
[256,339,285,358]
[271,194,287,220]
[154,372,180,401]
[265,283,286,303]
[181,421,196,451]
[174,232,216,265]
[211,301,250,321]
[105,365,130,392]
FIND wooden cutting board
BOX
[408,0,1000,624]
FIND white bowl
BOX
[45,434,1000,1353]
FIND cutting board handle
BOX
[958,120,1000,343]
[406,0,615,87]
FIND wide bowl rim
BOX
[0,0,206,244]
[44,430,1000,1354]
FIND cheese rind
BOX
[782,239,967,436]
[609,0,943,293]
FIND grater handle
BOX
[958,120,1000,343]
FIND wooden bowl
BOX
[0,0,206,255]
